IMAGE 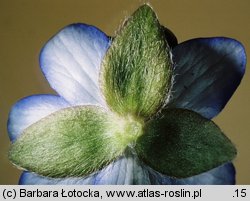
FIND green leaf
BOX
[9,106,142,178]
[100,4,173,119]
[135,108,237,178]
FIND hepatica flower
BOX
[8,5,246,185]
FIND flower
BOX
[8,5,246,185]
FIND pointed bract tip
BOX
[133,4,156,17]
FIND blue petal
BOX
[19,171,95,185]
[8,94,69,141]
[172,163,236,185]
[19,151,235,185]
[91,150,156,185]
[168,37,246,119]
[40,23,110,106]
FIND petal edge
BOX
[169,37,246,119]
[8,94,69,141]
[40,23,110,106]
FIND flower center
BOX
[113,115,144,149]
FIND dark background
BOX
[0,0,249,184]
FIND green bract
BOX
[136,109,236,178]
[9,106,143,178]
[100,5,173,119]
[9,4,236,179]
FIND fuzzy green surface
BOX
[136,108,237,178]
[100,5,173,119]
[9,106,135,178]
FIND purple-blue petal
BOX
[168,37,246,119]
[40,23,110,106]
[8,94,69,141]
